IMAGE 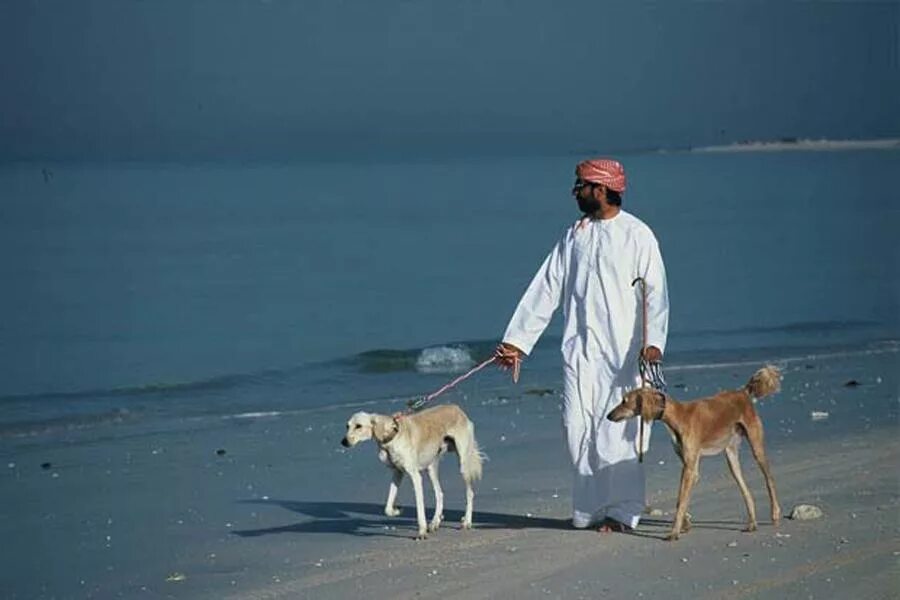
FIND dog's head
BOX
[342,411,374,447]
[341,412,400,447]
[607,388,667,423]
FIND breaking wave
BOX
[355,342,494,374]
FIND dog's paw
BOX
[461,517,473,530]
[664,532,680,542]
[384,506,402,517]
[427,518,442,533]
[414,531,429,541]
[742,522,758,533]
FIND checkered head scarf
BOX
[576,158,626,193]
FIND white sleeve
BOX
[502,238,566,356]
[637,232,669,354]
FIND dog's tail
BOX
[744,365,781,402]
[460,421,484,484]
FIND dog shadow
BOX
[628,517,773,540]
[230,499,572,539]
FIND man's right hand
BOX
[494,342,523,383]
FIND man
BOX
[495,158,669,532]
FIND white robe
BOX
[503,210,669,528]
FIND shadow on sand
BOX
[626,517,772,540]
[231,499,759,541]
[231,499,572,539]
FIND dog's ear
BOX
[371,415,400,443]
[650,390,667,419]
[639,389,664,421]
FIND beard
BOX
[577,196,602,215]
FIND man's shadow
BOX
[231,499,571,539]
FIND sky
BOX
[2,0,899,161]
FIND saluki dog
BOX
[342,404,483,539]
[607,366,782,541]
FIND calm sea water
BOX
[1,149,898,433]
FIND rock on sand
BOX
[789,504,824,520]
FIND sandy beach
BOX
[2,342,897,599]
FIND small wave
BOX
[353,340,496,374]
[676,319,882,337]
[354,349,419,373]
[223,411,283,420]
[669,340,898,373]
[0,408,135,439]
[415,346,476,374]
[0,368,296,404]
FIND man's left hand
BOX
[642,346,662,362]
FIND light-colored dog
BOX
[607,366,782,541]
[341,404,483,539]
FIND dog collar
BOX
[379,416,402,445]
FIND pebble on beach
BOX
[216,449,227,456]
[789,504,824,520]
[810,411,830,421]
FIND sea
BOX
[1,146,898,442]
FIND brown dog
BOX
[607,366,782,541]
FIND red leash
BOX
[405,356,498,413]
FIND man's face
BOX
[573,179,604,214]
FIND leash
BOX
[631,277,667,463]
[405,356,498,413]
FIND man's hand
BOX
[494,342,523,383]
[642,346,662,363]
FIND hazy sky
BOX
[2,1,898,161]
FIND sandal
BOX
[596,518,633,534]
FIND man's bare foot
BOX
[597,518,633,534]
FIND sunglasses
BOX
[572,179,598,192]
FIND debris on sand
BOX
[810,411,830,421]
[843,380,860,388]
[789,504,824,520]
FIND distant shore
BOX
[684,137,900,154]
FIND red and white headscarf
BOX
[576,158,626,193]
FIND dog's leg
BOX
[461,478,475,530]
[408,469,429,540]
[427,462,444,533]
[667,452,699,541]
[454,432,476,529]
[744,420,782,526]
[384,469,403,517]
[724,444,757,532]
